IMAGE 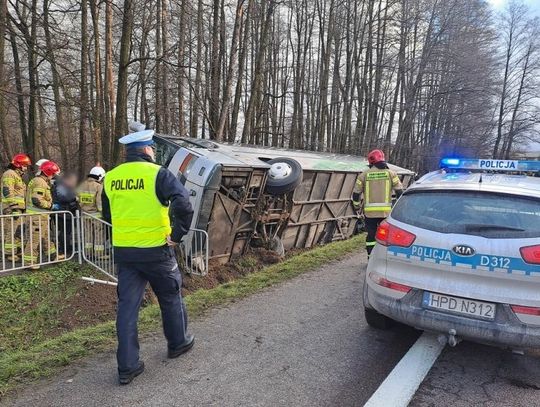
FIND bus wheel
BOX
[265,157,303,195]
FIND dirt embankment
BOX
[62,248,285,334]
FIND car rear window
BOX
[391,190,540,238]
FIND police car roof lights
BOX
[440,158,540,173]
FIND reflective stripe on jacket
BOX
[1,169,26,213]
[26,176,53,214]
[104,161,172,248]
[354,167,402,218]
[77,178,103,214]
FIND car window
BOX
[392,190,540,238]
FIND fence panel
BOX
[0,210,76,273]
[178,228,209,276]
[80,213,208,280]
[1,210,209,279]
[80,212,116,281]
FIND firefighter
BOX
[102,129,194,385]
[1,154,32,261]
[353,149,403,257]
[78,166,106,255]
[34,158,49,176]
[23,160,63,269]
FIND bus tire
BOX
[265,157,303,195]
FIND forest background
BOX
[0,0,539,175]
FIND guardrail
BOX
[0,210,76,273]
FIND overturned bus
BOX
[154,135,414,269]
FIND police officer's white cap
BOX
[119,130,155,147]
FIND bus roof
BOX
[156,135,414,175]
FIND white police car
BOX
[363,158,540,349]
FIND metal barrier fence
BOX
[80,212,116,281]
[1,210,209,280]
[177,228,209,276]
[0,210,76,273]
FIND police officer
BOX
[102,129,194,385]
[24,160,62,269]
[352,149,403,256]
[78,166,106,255]
[1,154,32,261]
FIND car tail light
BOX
[511,305,540,316]
[369,273,412,293]
[375,221,416,247]
[520,245,540,265]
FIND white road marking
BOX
[364,332,445,407]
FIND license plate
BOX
[422,292,496,320]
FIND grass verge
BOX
[0,234,364,397]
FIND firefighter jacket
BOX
[1,168,26,213]
[26,176,53,213]
[353,167,403,218]
[77,177,103,214]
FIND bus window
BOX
[177,153,199,184]
[154,137,179,167]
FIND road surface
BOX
[3,251,540,406]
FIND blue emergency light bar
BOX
[440,158,540,172]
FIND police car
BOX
[363,158,540,349]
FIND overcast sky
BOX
[487,0,540,152]
[487,0,540,14]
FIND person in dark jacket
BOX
[52,172,80,256]
[102,129,194,385]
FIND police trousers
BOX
[365,217,385,256]
[116,257,188,373]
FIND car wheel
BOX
[265,157,303,195]
[364,308,393,330]
[363,280,393,329]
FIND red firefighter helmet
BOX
[40,160,61,177]
[11,154,32,168]
[367,149,385,165]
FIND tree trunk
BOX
[104,0,115,163]
[78,0,89,177]
[112,0,135,163]
[215,0,245,141]
[89,0,104,163]
[43,0,69,167]
[0,0,11,161]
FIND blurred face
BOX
[64,174,78,188]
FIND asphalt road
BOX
[411,342,540,406]
[5,251,540,407]
[3,252,419,407]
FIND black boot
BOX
[118,361,145,385]
[168,335,195,359]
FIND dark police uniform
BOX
[102,132,194,383]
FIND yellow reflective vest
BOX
[1,168,26,213]
[104,161,171,248]
[353,167,402,218]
